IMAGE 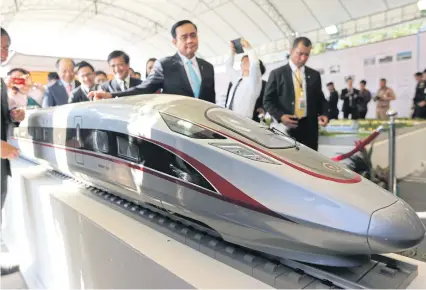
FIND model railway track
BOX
[47,170,419,289]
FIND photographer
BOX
[6,68,44,107]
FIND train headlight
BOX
[209,143,279,164]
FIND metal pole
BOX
[387,109,397,195]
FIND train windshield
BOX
[160,112,226,139]
[206,108,295,149]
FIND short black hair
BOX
[292,37,312,49]
[327,82,334,86]
[380,78,386,82]
[424,69,426,73]
[259,60,266,76]
[107,50,130,65]
[56,58,75,69]
[134,72,141,76]
[7,68,29,76]
[75,61,94,73]
[48,72,59,81]
[146,58,157,77]
[346,76,353,81]
[415,72,422,77]
[360,80,366,85]
[1,27,11,45]
[241,56,266,76]
[147,57,157,64]
[95,70,107,78]
[171,20,197,39]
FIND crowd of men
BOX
[325,70,426,121]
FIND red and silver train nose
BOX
[367,199,425,253]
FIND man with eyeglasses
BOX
[263,37,329,151]
[89,20,216,104]
[69,61,100,103]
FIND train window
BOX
[35,127,42,141]
[206,108,295,149]
[93,130,109,153]
[141,140,216,192]
[160,112,226,140]
[117,137,139,162]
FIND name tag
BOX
[298,92,306,109]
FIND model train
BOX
[10,94,425,267]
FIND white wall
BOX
[215,32,426,118]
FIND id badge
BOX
[298,92,306,109]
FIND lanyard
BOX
[292,70,303,90]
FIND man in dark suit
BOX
[43,58,80,107]
[327,82,339,120]
[69,61,100,103]
[100,50,142,93]
[1,26,25,276]
[340,77,360,119]
[89,20,216,104]
[263,37,328,151]
[413,71,426,119]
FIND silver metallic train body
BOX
[11,95,425,267]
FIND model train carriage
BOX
[11,94,425,267]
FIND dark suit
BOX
[413,81,426,119]
[69,84,101,103]
[263,64,328,151]
[328,90,339,120]
[111,53,216,104]
[1,78,13,209]
[44,80,81,107]
[101,77,142,93]
[341,88,360,119]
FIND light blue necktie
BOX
[186,60,201,98]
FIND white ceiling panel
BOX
[0,0,420,66]
[385,0,418,9]
[304,0,350,27]
[340,0,387,19]
[233,0,284,41]
[214,1,270,46]
[199,9,240,43]
[271,0,320,33]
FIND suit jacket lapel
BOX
[196,58,204,94]
[284,64,295,102]
[173,53,194,97]
[112,79,121,92]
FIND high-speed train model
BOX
[11,94,425,267]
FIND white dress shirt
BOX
[288,59,308,118]
[224,49,262,118]
[178,52,202,93]
[117,74,131,91]
[61,80,77,97]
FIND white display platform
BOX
[2,158,270,289]
[2,158,426,289]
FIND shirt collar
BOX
[289,59,305,73]
[178,51,197,66]
[61,80,74,87]
[81,84,97,93]
[116,74,130,86]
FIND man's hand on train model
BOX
[88,91,113,101]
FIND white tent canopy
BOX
[0,0,421,70]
